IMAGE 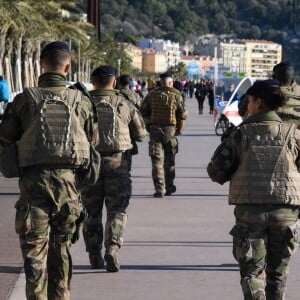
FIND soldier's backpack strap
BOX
[280,122,296,148]
[23,87,46,117]
[65,88,82,115]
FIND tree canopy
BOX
[100,0,296,44]
[99,0,300,76]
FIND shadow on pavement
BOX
[0,266,22,274]
[72,263,238,273]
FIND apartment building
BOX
[243,40,282,79]
[123,43,143,71]
[139,38,181,69]
[220,40,282,79]
[142,49,168,73]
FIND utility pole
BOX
[87,0,101,41]
[68,40,72,81]
[213,47,218,95]
[117,59,121,77]
[78,40,81,81]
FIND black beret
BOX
[159,72,172,79]
[40,41,70,58]
[247,79,280,97]
[92,65,116,77]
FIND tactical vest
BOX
[150,90,177,126]
[277,83,300,125]
[92,94,132,153]
[229,122,300,205]
[17,88,90,168]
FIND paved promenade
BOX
[1,96,300,299]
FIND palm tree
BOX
[0,0,99,91]
[0,0,134,90]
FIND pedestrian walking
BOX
[0,75,10,117]
[0,41,97,300]
[118,74,143,170]
[0,75,10,102]
[207,81,214,114]
[207,79,300,300]
[188,80,195,98]
[141,72,187,197]
[195,80,207,114]
[81,65,147,272]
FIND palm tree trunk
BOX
[3,38,13,90]
[14,37,23,92]
[0,32,6,76]
[33,40,41,83]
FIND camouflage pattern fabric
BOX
[119,87,142,109]
[277,82,300,125]
[230,204,299,300]
[206,127,240,185]
[141,86,186,195]
[82,89,146,263]
[15,168,82,300]
[81,151,131,254]
[119,87,142,161]
[148,125,178,194]
[0,73,98,300]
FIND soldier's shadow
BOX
[0,266,22,274]
[72,263,238,274]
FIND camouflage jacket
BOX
[0,72,98,149]
[119,87,142,109]
[207,111,300,205]
[277,81,300,125]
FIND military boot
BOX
[153,192,164,198]
[104,244,120,272]
[89,253,105,269]
[165,185,176,196]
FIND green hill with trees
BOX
[101,0,294,43]
[100,0,300,74]
[1,0,300,92]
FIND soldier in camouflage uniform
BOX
[81,65,147,272]
[118,74,142,167]
[272,61,300,125]
[141,72,187,197]
[207,80,300,300]
[0,41,97,300]
[118,74,142,109]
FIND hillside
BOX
[99,0,300,74]
[101,0,294,43]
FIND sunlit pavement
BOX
[3,95,300,300]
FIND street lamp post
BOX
[78,40,81,81]
[117,59,121,77]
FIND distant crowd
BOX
[123,77,215,115]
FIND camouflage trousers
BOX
[149,125,178,194]
[81,151,131,255]
[15,168,82,300]
[230,204,299,300]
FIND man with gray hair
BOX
[141,72,187,197]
